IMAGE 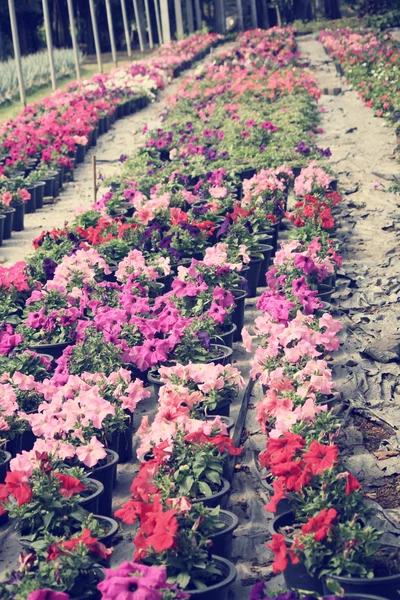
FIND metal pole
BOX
[236,0,244,30]
[160,0,171,43]
[120,0,132,57]
[7,0,26,106]
[105,0,118,66]
[174,0,184,38]
[214,0,225,33]
[92,156,97,203]
[154,0,163,44]
[144,0,153,48]
[88,0,103,72]
[250,0,258,28]
[42,0,57,90]
[66,0,81,79]
[194,0,201,29]
[186,0,194,33]
[132,0,145,51]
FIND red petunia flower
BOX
[302,441,339,475]
[301,507,337,541]
[54,473,87,498]
[5,471,33,506]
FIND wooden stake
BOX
[92,155,97,203]
[7,0,26,106]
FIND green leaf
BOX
[176,572,191,589]
[205,470,221,485]
[198,480,213,497]
[179,476,194,496]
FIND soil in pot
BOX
[209,510,239,559]
[0,451,12,483]
[1,208,15,239]
[28,341,70,361]
[206,344,233,366]
[186,555,236,600]
[78,479,104,514]
[12,202,25,232]
[88,450,119,517]
[210,323,237,349]
[323,547,400,600]
[191,477,230,509]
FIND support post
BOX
[194,0,201,29]
[120,0,132,57]
[144,0,154,48]
[88,0,103,72]
[214,0,225,33]
[159,0,171,44]
[250,0,258,28]
[236,0,244,30]
[7,0,26,106]
[42,0,57,90]
[66,0,81,78]
[154,0,163,44]
[105,0,118,66]
[186,0,194,33]
[132,0,145,51]
[174,0,184,38]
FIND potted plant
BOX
[0,529,111,599]
[0,454,115,546]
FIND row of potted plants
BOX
[319,28,400,131]
[0,32,222,242]
[243,161,400,595]
[0,26,342,600]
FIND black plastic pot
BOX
[257,244,274,287]
[76,144,86,164]
[78,479,104,514]
[323,572,400,600]
[186,555,237,600]
[317,284,334,303]
[230,288,247,342]
[266,222,280,252]
[117,410,134,463]
[191,477,230,508]
[244,255,263,299]
[260,476,292,516]
[21,428,36,452]
[42,173,57,197]
[210,323,237,349]
[28,341,70,361]
[209,510,239,559]
[6,434,23,458]
[271,510,323,594]
[207,344,233,366]
[323,273,336,289]
[89,450,119,517]
[0,213,5,246]
[12,202,24,232]
[206,399,232,418]
[156,273,174,293]
[0,451,12,483]
[1,208,15,239]
[31,181,45,209]
[25,186,36,214]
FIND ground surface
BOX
[1,34,400,597]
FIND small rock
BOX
[362,335,400,363]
